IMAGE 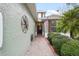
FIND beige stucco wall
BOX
[44,20,48,38]
[0,3,36,56]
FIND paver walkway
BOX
[25,36,57,56]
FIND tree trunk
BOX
[70,30,74,39]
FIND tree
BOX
[66,3,79,7]
[56,7,79,39]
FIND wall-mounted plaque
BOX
[21,15,28,33]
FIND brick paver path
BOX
[25,36,57,56]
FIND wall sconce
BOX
[21,15,28,33]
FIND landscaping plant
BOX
[61,40,79,56]
[48,32,70,55]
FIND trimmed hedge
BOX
[48,32,70,55]
[61,40,79,56]
[75,37,79,40]
[48,32,60,44]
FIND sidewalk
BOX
[25,36,57,56]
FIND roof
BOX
[37,10,46,13]
[37,10,62,22]
[25,3,37,21]
[47,14,61,19]
[46,10,61,16]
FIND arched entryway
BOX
[36,21,44,36]
[37,23,42,35]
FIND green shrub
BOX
[75,37,79,40]
[48,32,70,55]
[48,32,57,40]
[61,40,79,56]
[51,36,70,55]
[48,32,59,44]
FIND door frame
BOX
[36,21,44,36]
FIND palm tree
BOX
[56,7,79,39]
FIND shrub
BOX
[75,37,79,40]
[48,32,57,40]
[61,40,79,56]
[48,32,59,44]
[48,32,70,55]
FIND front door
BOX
[37,22,42,35]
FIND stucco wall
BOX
[44,20,48,38]
[0,3,35,56]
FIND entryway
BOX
[37,23,42,35]
[36,21,43,36]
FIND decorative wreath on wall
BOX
[21,15,29,33]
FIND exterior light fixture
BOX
[21,15,28,33]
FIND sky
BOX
[36,3,69,11]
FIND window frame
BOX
[0,12,3,48]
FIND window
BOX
[0,12,3,48]
[50,26,56,32]
[50,20,56,26]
